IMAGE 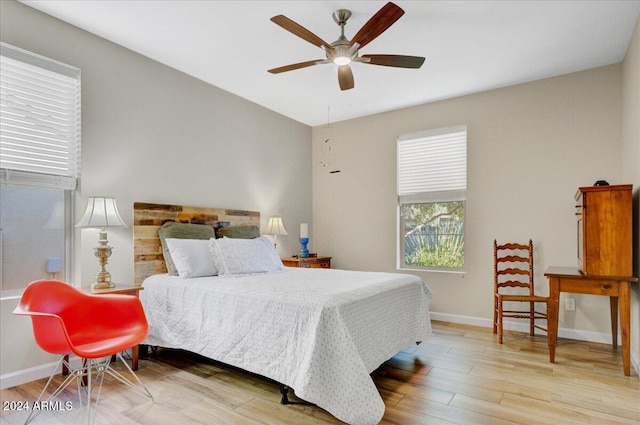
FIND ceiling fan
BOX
[268,2,425,91]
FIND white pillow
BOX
[209,236,284,276]
[164,238,218,278]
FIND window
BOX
[397,125,467,271]
[0,43,80,296]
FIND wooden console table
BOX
[282,256,331,268]
[544,266,638,376]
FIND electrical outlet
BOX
[46,257,62,273]
[565,298,576,311]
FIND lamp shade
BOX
[264,216,288,236]
[76,197,126,228]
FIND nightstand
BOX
[79,284,144,371]
[282,256,331,269]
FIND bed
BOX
[133,202,432,425]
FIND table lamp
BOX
[76,197,126,288]
[299,223,309,258]
[264,216,288,250]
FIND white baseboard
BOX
[430,311,640,377]
[0,351,132,391]
[430,311,621,343]
[430,312,489,329]
[0,356,83,390]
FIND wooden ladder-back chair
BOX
[493,240,548,344]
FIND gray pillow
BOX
[216,225,260,240]
[159,222,216,275]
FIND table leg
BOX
[548,276,560,363]
[609,296,618,349]
[620,282,630,376]
[132,345,139,371]
[82,359,88,387]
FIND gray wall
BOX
[312,63,634,354]
[0,0,311,382]
[622,17,640,377]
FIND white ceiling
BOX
[20,1,640,126]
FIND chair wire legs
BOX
[106,353,153,401]
[24,353,153,425]
[24,356,75,425]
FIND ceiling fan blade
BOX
[350,2,404,49]
[268,59,324,74]
[338,65,354,91]
[361,54,425,69]
[271,15,331,49]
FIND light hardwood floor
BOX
[2,321,638,425]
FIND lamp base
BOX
[299,237,310,258]
[93,229,115,289]
[92,281,115,290]
[93,271,115,289]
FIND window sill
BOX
[398,266,466,277]
[0,289,24,301]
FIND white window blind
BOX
[397,125,467,202]
[0,42,81,190]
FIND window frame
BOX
[397,125,467,272]
[0,43,80,297]
[0,187,74,298]
[0,42,81,189]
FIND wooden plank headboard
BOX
[133,202,260,285]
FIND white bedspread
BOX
[140,267,432,425]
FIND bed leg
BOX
[279,385,311,406]
[280,385,290,405]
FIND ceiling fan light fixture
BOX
[329,43,358,66]
[333,56,351,66]
[269,2,425,89]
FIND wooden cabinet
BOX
[575,184,632,276]
[282,256,331,269]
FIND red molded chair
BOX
[13,280,153,424]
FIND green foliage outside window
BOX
[402,201,465,269]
